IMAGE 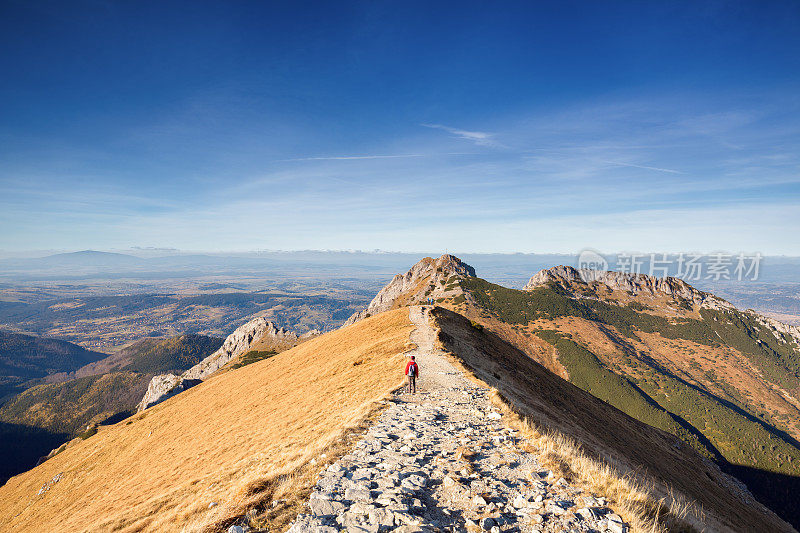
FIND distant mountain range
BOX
[3,249,799,284]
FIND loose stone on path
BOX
[287,307,628,533]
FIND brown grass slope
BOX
[431,306,793,533]
[0,309,414,533]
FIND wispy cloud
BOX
[280,154,427,161]
[601,160,685,174]
[421,123,502,147]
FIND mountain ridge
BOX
[523,265,734,310]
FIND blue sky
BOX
[1,1,799,254]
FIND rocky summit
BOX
[523,265,732,310]
[345,255,475,325]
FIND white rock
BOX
[608,521,628,533]
[345,487,371,501]
[309,498,345,517]
[368,508,394,527]
[512,494,529,508]
[523,266,733,311]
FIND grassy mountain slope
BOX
[450,274,800,527]
[0,309,414,532]
[431,306,790,532]
[1,372,150,436]
[0,330,107,402]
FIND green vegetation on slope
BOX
[632,365,800,474]
[462,277,587,322]
[462,277,718,344]
[231,350,277,369]
[536,329,715,458]
[464,277,800,395]
[462,276,800,478]
[120,334,223,374]
[0,330,106,400]
[700,308,800,392]
[0,372,148,435]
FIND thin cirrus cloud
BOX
[279,154,427,161]
[421,123,503,147]
[601,160,685,174]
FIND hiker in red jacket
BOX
[405,355,419,394]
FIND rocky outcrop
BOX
[524,265,733,310]
[344,255,475,325]
[184,319,294,380]
[136,317,303,411]
[136,374,203,412]
[754,314,800,347]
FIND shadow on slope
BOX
[725,465,800,530]
[0,422,69,486]
[431,306,793,533]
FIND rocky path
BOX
[287,307,629,533]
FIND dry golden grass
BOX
[0,308,414,533]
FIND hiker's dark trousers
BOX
[407,375,416,394]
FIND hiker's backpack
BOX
[408,362,417,377]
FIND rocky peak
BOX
[344,255,475,325]
[183,317,286,380]
[137,316,302,411]
[524,265,732,310]
[433,254,477,277]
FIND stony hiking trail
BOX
[286,306,630,533]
